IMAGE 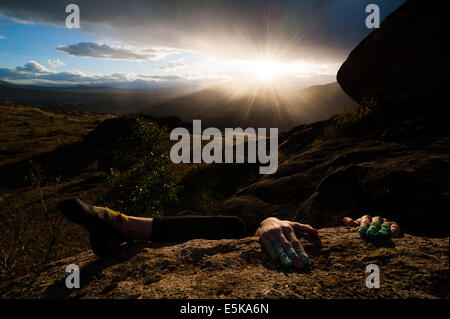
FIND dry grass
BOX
[0,100,115,284]
[0,100,115,166]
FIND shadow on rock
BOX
[43,241,146,298]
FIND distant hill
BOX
[145,82,355,131]
[0,81,354,131]
[0,81,187,114]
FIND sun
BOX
[253,59,279,83]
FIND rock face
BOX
[337,0,449,103]
[3,227,448,299]
[224,130,448,236]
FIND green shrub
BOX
[103,118,180,217]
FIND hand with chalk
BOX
[256,217,319,269]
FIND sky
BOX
[0,0,405,90]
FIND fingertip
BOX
[302,224,320,236]
[291,252,304,269]
[282,257,294,268]
[293,258,303,269]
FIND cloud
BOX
[0,61,225,88]
[0,61,53,82]
[0,0,406,63]
[0,35,6,39]
[15,60,52,73]
[56,42,168,61]
[157,59,184,69]
[48,59,66,68]
[0,60,339,90]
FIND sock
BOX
[57,197,130,257]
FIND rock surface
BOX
[337,0,448,103]
[224,127,448,236]
[3,227,448,299]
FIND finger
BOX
[390,222,401,237]
[377,219,391,239]
[279,232,303,268]
[357,215,372,240]
[283,228,306,268]
[261,237,277,260]
[272,235,294,268]
[367,216,383,239]
[372,216,383,223]
[283,228,302,250]
[343,217,360,227]
[291,222,319,237]
[359,215,372,227]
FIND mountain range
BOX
[0,81,354,131]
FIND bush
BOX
[335,97,377,131]
[102,117,180,217]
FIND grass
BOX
[0,100,116,283]
[0,100,115,166]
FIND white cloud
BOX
[0,59,337,90]
[157,59,185,70]
[57,42,169,61]
[15,60,52,73]
[48,59,66,68]
[0,61,226,88]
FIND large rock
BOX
[337,0,449,103]
[220,0,449,237]
[2,227,448,299]
[225,133,448,236]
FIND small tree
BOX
[103,117,180,217]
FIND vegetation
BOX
[0,163,65,283]
[0,101,116,284]
[335,97,377,130]
[102,118,181,217]
[0,99,115,166]
[317,97,378,141]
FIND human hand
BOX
[256,217,319,268]
[343,215,401,239]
